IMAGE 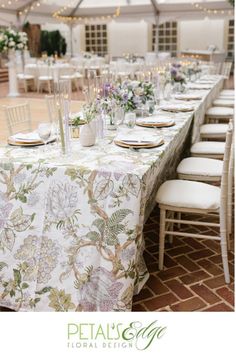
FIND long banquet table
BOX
[0,75,224,311]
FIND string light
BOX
[191,2,233,16]
[16,0,42,16]
[52,1,121,24]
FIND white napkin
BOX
[11,132,41,142]
[115,133,160,145]
[160,104,194,111]
[174,94,202,100]
[187,83,212,90]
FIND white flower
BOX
[9,41,15,47]
[128,91,133,99]
[17,43,23,49]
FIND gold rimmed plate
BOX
[136,119,175,128]
[174,95,202,101]
[8,137,56,147]
[114,138,164,149]
[161,106,194,113]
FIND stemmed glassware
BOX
[113,105,125,131]
[37,123,52,152]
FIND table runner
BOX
[0,76,224,311]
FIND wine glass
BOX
[153,88,160,107]
[113,106,125,131]
[38,123,52,151]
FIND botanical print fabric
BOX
[0,76,223,311]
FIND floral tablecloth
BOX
[0,76,223,312]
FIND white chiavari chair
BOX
[37,65,53,93]
[221,61,232,79]
[156,124,233,283]
[205,106,234,124]
[59,66,77,91]
[227,136,234,249]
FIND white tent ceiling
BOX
[0,0,234,26]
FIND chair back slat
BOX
[4,102,32,135]
[221,62,232,79]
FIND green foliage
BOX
[40,30,67,56]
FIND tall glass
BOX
[53,79,71,155]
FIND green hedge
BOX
[40,30,67,56]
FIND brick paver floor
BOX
[132,206,234,312]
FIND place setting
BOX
[186,82,213,90]
[8,123,56,148]
[114,130,164,149]
[174,93,203,101]
[135,115,175,128]
[159,102,195,113]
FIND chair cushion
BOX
[200,124,228,135]
[220,90,234,96]
[39,76,53,80]
[190,141,225,155]
[17,73,34,79]
[75,72,83,78]
[206,107,234,117]
[218,95,234,100]
[177,157,223,177]
[60,75,76,79]
[213,99,234,108]
[156,180,220,210]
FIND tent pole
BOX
[70,24,73,58]
[154,13,159,53]
[150,0,160,53]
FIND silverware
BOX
[121,139,155,144]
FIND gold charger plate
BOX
[161,107,194,113]
[136,120,175,128]
[8,137,56,147]
[175,96,201,101]
[114,138,164,149]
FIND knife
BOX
[120,139,155,143]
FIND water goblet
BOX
[113,106,125,131]
[37,123,52,152]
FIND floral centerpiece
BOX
[186,61,201,77]
[170,63,186,84]
[0,28,28,53]
[109,80,154,112]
